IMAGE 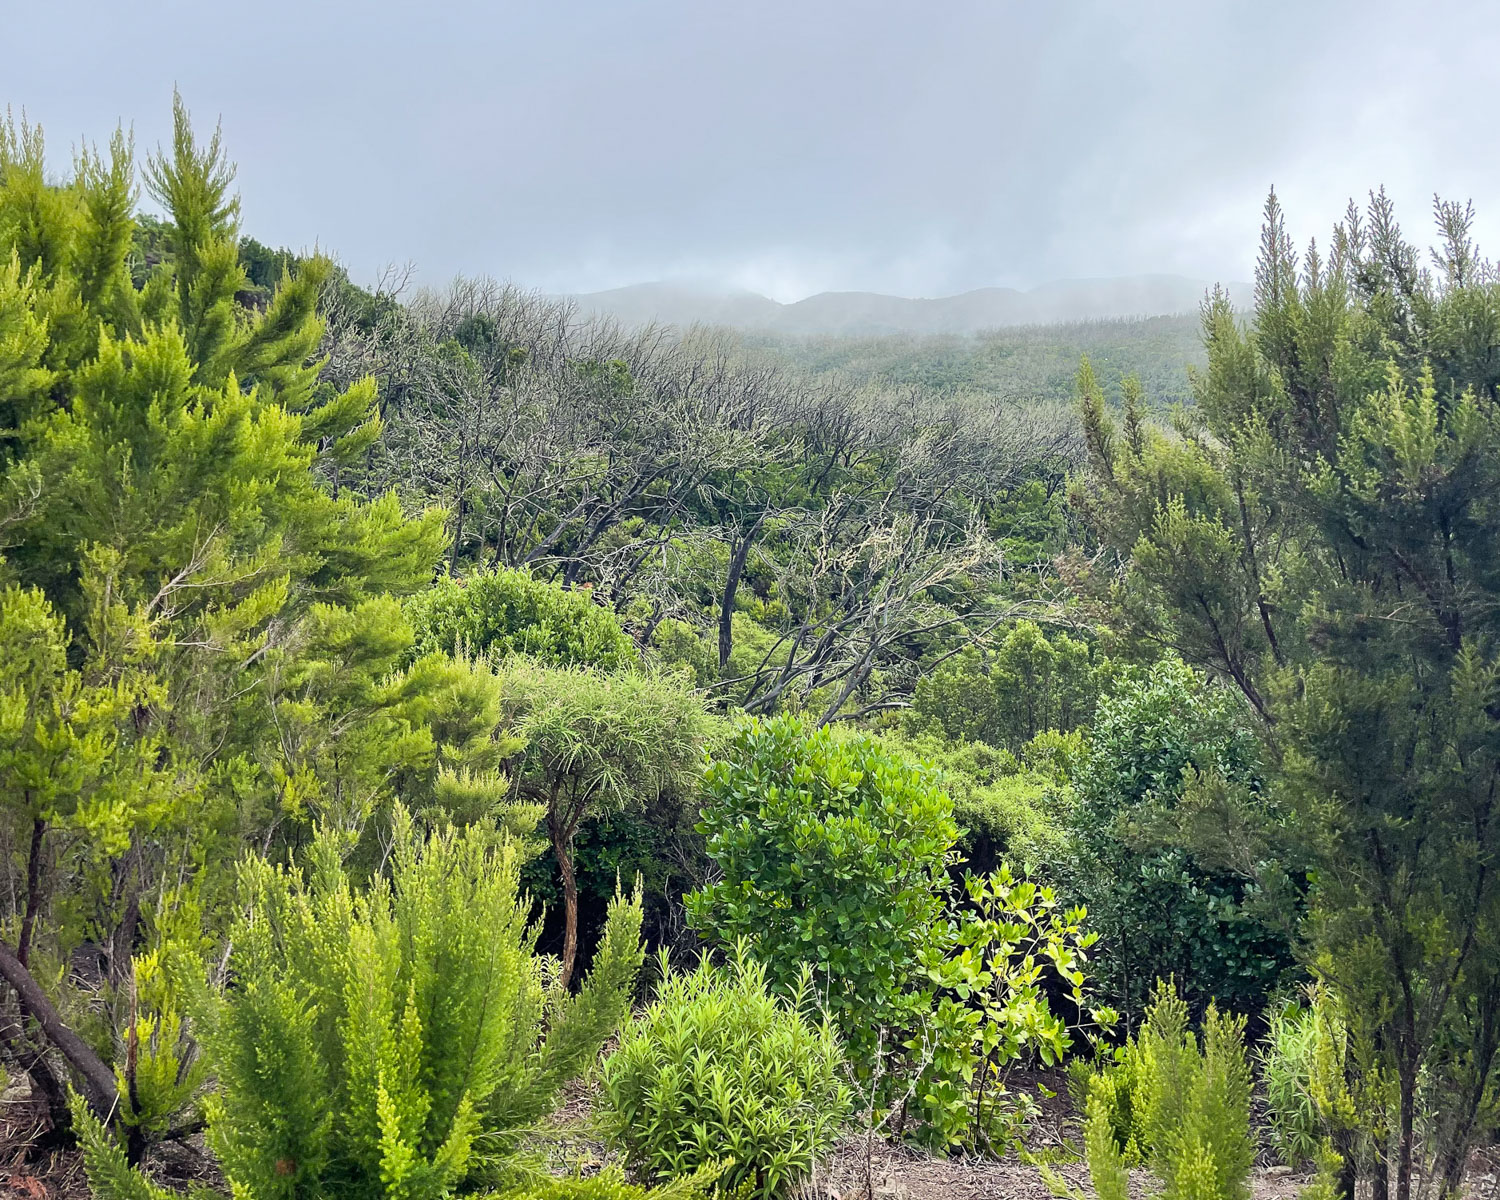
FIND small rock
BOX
[0,1074,34,1104]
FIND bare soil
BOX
[0,1067,1491,1200]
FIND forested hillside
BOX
[0,100,1495,1200]
[730,313,1207,406]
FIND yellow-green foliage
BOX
[601,949,850,1199]
[1257,1002,1321,1166]
[80,809,644,1200]
[490,1163,725,1200]
[1076,983,1254,1200]
[406,567,638,671]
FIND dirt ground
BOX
[0,1066,1493,1200]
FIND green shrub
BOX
[887,731,1078,872]
[601,949,850,1198]
[910,867,1114,1152]
[1065,660,1293,1016]
[406,567,638,670]
[687,714,960,1074]
[1056,981,1254,1200]
[78,808,644,1200]
[492,1163,724,1200]
[1258,1002,1321,1167]
[905,621,1101,752]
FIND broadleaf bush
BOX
[601,948,850,1198]
[687,714,959,1073]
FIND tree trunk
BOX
[554,828,579,992]
[1396,1058,1418,1200]
[1372,1122,1390,1200]
[1333,1136,1357,1200]
[448,487,466,576]
[719,521,760,672]
[17,816,46,968]
[0,939,118,1120]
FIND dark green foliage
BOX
[601,949,850,1198]
[406,567,638,671]
[1065,660,1293,1016]
[687,715,960,1072]
[1077,190,1500,1195]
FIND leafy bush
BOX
[601,949,850,1198]
[1056,981,1254,1200]
[910,867,1114,1152]
[79,808,644,1200]
[888,730,1079,872]
[406,567,638,670]
[1065,660,1293,1016]
[1258,1002,1321,1167]
[687,714,960,1073]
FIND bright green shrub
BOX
[888,731,1077,872]
[910,867,1114,1152]
[492,1164,723,1200]
[687,714,959,1073]
[1059,982,1254,1200]
[601,949,850,1198]
[1258,1002,1321,1167]
[78,808,644,1200]
[406,567,638,670]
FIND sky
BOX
[8,0,1500,302]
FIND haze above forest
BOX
[564,274,1255,336]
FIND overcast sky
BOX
[9,0,1500,301]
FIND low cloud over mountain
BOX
[565,275,1253,335]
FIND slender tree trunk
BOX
[0,939,118,1120]
[719,519,761,672]
[1396,1059,1418,1200]
[549,782,581,991]
[1333,1134,1357,1200]
[1373,1122,1391,1200]
[17,815,46,968]
[448,487,467,576]
[554,831,579,991]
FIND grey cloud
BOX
[8,0,1500,299]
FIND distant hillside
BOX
[728,313,1210,408]
[566,275,1251,336]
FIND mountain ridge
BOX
[563,274,1253,336]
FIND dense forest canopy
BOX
[0,98,1494,1200]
